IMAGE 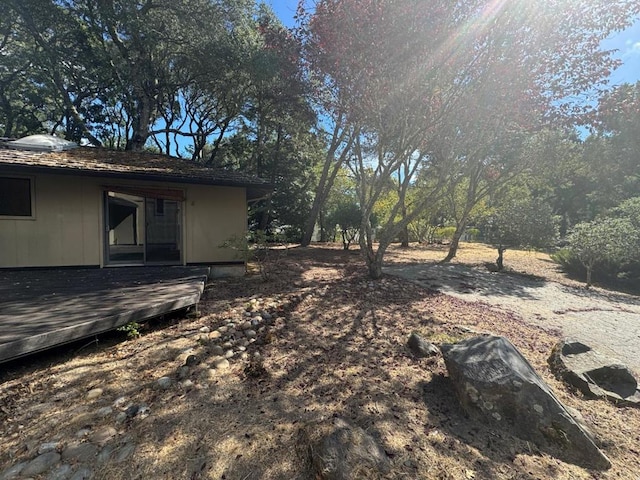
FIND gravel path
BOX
[386,262,640,373]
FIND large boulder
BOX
[548,339,640,406]
[441,335,611,470]
[299,417,390,480]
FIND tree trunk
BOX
[586,266,592,287]
[496,247,505,271]
[442,221,466,262]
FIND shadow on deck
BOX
[0,266,209,364]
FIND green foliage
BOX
[564,211,639,285]
[327,201,361,250]
[117,321,141,339]
[483,195,559,270]
[434,226,457,242]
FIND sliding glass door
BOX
[104,191,182,265]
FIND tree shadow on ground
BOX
[385,261,548,299]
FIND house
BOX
[0,135,271,275]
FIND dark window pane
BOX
[0,177,32,216]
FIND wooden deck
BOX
[0,266,209,364]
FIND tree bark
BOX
[442,220,467,262]
[496,247,505,271]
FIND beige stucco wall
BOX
[0,174,102,267]
[0,172,247,268]
[184,184,247,264]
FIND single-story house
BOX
[0,135,271,275]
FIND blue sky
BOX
[267,0,640,87]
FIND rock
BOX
[224,349,234,359]
[156,376,173,390]
[61,442,98,463]
[441,335,611,470]
[245,329,257,339]
[97,406,113,418]
[47,463,73,480]
[21,452,61,476]
[89,426,117,446]
[114,443,136,463]
[213,358,230,370]
[548,339,640,406]
[407,332,439,358]
[86,388,103,401]
[210,345,224,356]
[210,330,222,339]
[199,326,210,334]
[185,354,199,366]
[97,445,115,464]
[299,418,390,480]
[38,442,60,454]
[0,462,27,480]
[69,466,93,480]
[177,366,190,380]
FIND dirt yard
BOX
[1,243,639,480]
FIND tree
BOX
[327,201,361,250]
[303,0,639,278]
[566,218,636,286]
[483,195,558,271]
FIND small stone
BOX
[0,462,27,480]
[213,358,230,370]
[89,426,117,446]
[245,330,257,339]
[239,339,250,348]
[211,345,224,356]
[112,396,127,408]
[75,428,91,438]
[199,326,210,334]
[218,326,228,333]
[124,405,139,418]
[97,406,113,418]
[62,442,98,463]
[157,376,172,390]
[262,312,272,320]
[86,388,104,401]
[115,412,128,424]
[177,366,190,380]
[97,444,116,464]
[240,321,252,330]
[137,405,151,419]
[237,346,246,352]
[210,330,221,339]
[222,341,234,349]
[114,443,136,463]
[224,349,234,359]
[240,353,249,360]
[47,463,73,480]
[185,354,198,366]
[38,441,60,454]
[182,379,194,390]
[20,452,60,477]
[69,465,92,480]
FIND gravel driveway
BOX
[386,262,640,373]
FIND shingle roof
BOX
[0,145,272,199]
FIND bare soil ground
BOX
[1,243,639,479]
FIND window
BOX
[155,198,165,216]
[0,176,34,217]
